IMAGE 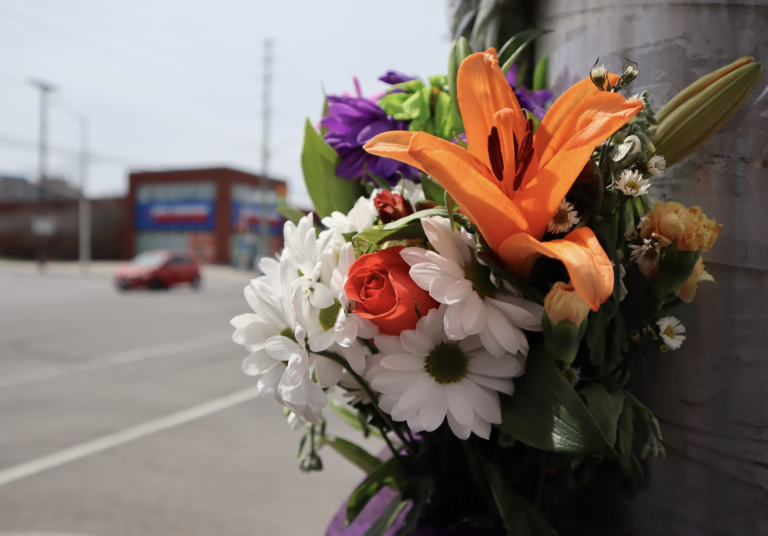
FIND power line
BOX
[0,134,153,167]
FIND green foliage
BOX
[447,37,472,130]
[275,205,306,225]
[533,55,548,91]
[497,346,616,456]
[497,30,552,75]
[326,437,382,475]
[346,457,408,526]
[578,383,625,447]
[420,174,446,204]
[301,119,364,218]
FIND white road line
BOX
[0,336,227,388]
[0,385,261,487]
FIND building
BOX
[125,167,286,266]
[0,174,81,202]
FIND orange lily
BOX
[364,49,643,310]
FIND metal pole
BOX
[78,116,90,273]
[259,39,273,263]
[29,80,56,273]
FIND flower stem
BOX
[317,351,419,458]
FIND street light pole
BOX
[78,116,90,273]
[30,79,56,273]
[259,39,273,264]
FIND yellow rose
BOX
[641,201,722,252]
[679,257,715,303]
[543,281,590,325]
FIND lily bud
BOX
[654,56,764,166]
[542,282,590,365]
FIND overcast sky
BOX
[0,0,452,207]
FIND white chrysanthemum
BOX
[547,199,580,234]
[615,170,651,197]
[280,213,334,309]
[619,263,628,302]
[368,306,525,440]
[401,216,543,357]
[630,238,661,271]
[657,316,686,350]
[646,155,667,178]
[612,134,641,161]
[321,196,378,235]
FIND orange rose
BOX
[344,246,438,335]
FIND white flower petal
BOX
[471,411,492,439]
[461,292,486,335]
[400,247,430,267]
[478,324,505,357]
[459,378,501,424]
[407,412,424,433]
[429,275,463,303]
[241,348,274,376]
[467,354,523,377]
[444,302,467,340]
[380,353,426,371]
[309,283,334,309]
[314,358,344,388]
[379,394,399,413]
[394,373,435,415]
[265,335,300,362]
[370,370,422,394]
[485,303,523,356]
[374,335,407,355]
[409,263,443,292]
[309,328,336,352]
[400,330,434,357]
[489,296,544,331]
[417,308,444,347]
[445,382,473,426]
[419,383,447,432]
[446,407,471,439]
[466,373,514,395]
[443,279,473,305]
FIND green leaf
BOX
[497,345,616,456]
[276,205,306,225]
[447,37,471,130]
[393,78,425,93]
[445,192,458,230]
[397,477,434,536]
[300,119,363,218]
[346,457,407,526]
[378,92,410,116]
[381,207,449,229]
[533,55,549,91]
[484,462,556,536]
[578,383,625,446]
[320,97,330,136]
[617,400,635,473]
[366,171,392,191]
[327,437,382,475]
[498,30,553,75]
[433,90,453,140]
[585,307,609,367]
[365,496,409,536]
[355,221,426,245]
[651,241,700,303]
[524,110,541,135]
[328,399,384,440]
[420,174,446,204]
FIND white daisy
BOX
[656,316,686,350]
[280,213,334,309]
[401,216,543,357]
[646,155,667,178]
[629,238,661,271]
[321,196,378,235]
[614,170,651,197]
[368,306,525,440]
[547,199,580,234]
[612,134,641,161]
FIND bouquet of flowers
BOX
[231,31,762,535]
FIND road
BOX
[0,262,380,536]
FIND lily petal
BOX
[514,92,644,239]
[533,73,621,166]
[363,131,425,173]
[498,227,614,311]
[407,131,530,251]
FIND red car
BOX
[115,250,201,290]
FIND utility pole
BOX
[258,39,273,263]
[78,116,90,273]
[29,79,56,273]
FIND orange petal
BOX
[533,73,620,168]
[457,50,526,173]
[406,132,531,251]
[499,227,614,311]
[363,131,425,173]
[514,92,643,239]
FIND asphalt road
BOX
[0,262,380,536]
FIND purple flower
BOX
[506,64,552,121]
[321,78,419,183]
[378,70,416,85]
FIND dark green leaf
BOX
[346,457,408,526]
[585,307,609,367]
[300,119,363,218]
[617,400,635,473]
[381,207,449,229]
[320,97,330,136]
[484,462,556,536]
[651,241,700,303]
[447,37,471,130]
[355,222,426,245]
[397,477,434,536]
[276,206,306,225]
[327,437,382,475]
[533,55,549,91]
[420,174,446,204]
[367,171,392,191]
[498,30,553,75]
[445,192,458,230]
[578,383,625,446]
[328,399,383,440]
[365,496,409,536]
[498,345,616,456]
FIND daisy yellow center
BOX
[625,180,640,193]
[662,325,676,339]
[425,343,468,384]
[280,327,298,344]
[319,299,342,331]
[552,208,570,225]
[463,261,496,299]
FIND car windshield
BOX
[131,251,167,267]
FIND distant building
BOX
[125,167,286,265]
[0,174,81,202]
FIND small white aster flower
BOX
[368,306,526,440]
[590,64,608,86]
[629,93,646,109]
[612,135,641,161]
[657,316,686,350]
[646,155,667,178]
[547,199,580,234]
[564,366,581,387]
[615,170,651,197]
[402,216,543,357]
[629,238,661,272]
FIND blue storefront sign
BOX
[134,201,216,231]
[230,202,283,235]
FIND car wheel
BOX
[150,277,166,290]
[191,275,201,290]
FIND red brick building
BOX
[125,167,286,265]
